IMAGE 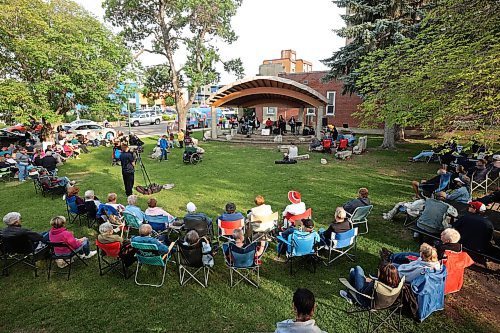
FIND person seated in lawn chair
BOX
[282,191,306,228]
[38,168,74,189]
[339,263,401,307]
[218,202,245,222]
[275,288,326,333]
[411,165,448,199]
[445,177,471,204]
[131,224,172,255]
[224,229,265,265]
[97,193,125,226]
[277,218,319,256]
[182,230,214,267]
[319,207,351,245]
[413,191,458,237]
[1,212,46,249]
[97,222,136,267]
[48,216,97,261]
[66,186,85,208]
[343,187,371,215]
[248,195,273,220]
[380,243,441,283]
[451,201,494,254]
[179,202,213,229]
[434,228,462,260]
[124,195,145,223]
[145,197,175,224]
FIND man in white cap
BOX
[446,178,471,204]
[283,191,306,227]
[184,202,212,228]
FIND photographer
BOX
[119,143,135,196]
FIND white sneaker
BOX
[340,290,353,305]
[84,250,97,259]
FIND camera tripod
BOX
[135,151,152,188]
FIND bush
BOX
[162,114,176,121]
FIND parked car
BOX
[125,112,162,127]
[69,119,96,126]
[0,129,28,147]
[66,124,116,140]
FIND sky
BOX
[74,0,346,84]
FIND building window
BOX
[326,91,336,115]
[303,80,308,85]
[306,108,316,116]
[263,107,276,115]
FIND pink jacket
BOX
[49,227,82,255]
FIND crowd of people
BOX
[1,131,499,331]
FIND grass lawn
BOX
[0,136,496,333]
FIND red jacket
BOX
[49,227,82,255]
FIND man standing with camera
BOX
[119,143,135,196]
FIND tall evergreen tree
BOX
[323,0,429,148]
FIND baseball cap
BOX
[469,201,486,212]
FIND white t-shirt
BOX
[288,146,298,159]
[283,202,306,216]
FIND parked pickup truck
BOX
[126,112,162,127]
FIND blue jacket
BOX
[159,138,168,149]
[411,266,447,322]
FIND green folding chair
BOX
[131,241,174,287]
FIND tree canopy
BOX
[103,0,244,130]
[0,0,132,124]
[355,0,500,139]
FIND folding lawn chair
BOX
[183,215,213,239]
[1,235,46,277]
[176,239,211,288]
[442,250,473,295]
[411,266,447,322]
[339,276,406,333]
[347,205,373,235]
[122,211,142,239]
[64,194,87,225]
[321,139,333,153]
[131,241,175,287]
[46,241,88,281]
[97,204,123,226]
[145,215,170,233]
[471,168,498,195]
[223,241,267,288]
[285,208,312,229]
[321,227,358,266]
[277,230,320,275]
[96,240,131,279]
[218,218,245,243]
[0,167,12,181]
[84,201,99,228]
[249,211,279,241]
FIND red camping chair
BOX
[285,208,312,228]
[322,139,332,153]
[338,139,348,151]
[96,240,130,279]
[218,219,245,243]
[442,250,474,294]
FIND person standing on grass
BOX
[159,135,168,161]
[119,143,135,196]
[275,288,326,333]
[177,129,185,148]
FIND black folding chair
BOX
[1,235,46,277]
[183,216,213,240]
[176,239,211,288]
[46,241,88,280]
[84,201,99,228]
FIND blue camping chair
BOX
[412,266,447,322]
[64,195,86,225]
[223,241,268,288]
[320,227,358,266]
[145,215,171,234]
[97,204,122,224]
[277,230,320,275]
[434,173,452,193]
[131,241,175,287]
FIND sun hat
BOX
[288,191,301,204]
[186,202,196,213]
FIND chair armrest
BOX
[339,278,373,300]
[276,235,291,246]
[162,242,176,260]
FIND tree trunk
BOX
[381,120,396,149]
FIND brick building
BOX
[252,71,363,128]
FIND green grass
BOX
[0,136,496,333]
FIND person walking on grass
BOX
[159,135,169,162]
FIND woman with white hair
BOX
[98,222,123,244]
[321,207,352,243]
[124,194,145,222]
[436,228,462,260]
[1,212,44,244]
[84,190,101,209]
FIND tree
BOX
[103,0,244,131]
[0,0,132,126]
[355,0,499,143]
[322,0,429,148]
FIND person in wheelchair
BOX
[182,138,203,164]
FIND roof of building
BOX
[208,76,328,108]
